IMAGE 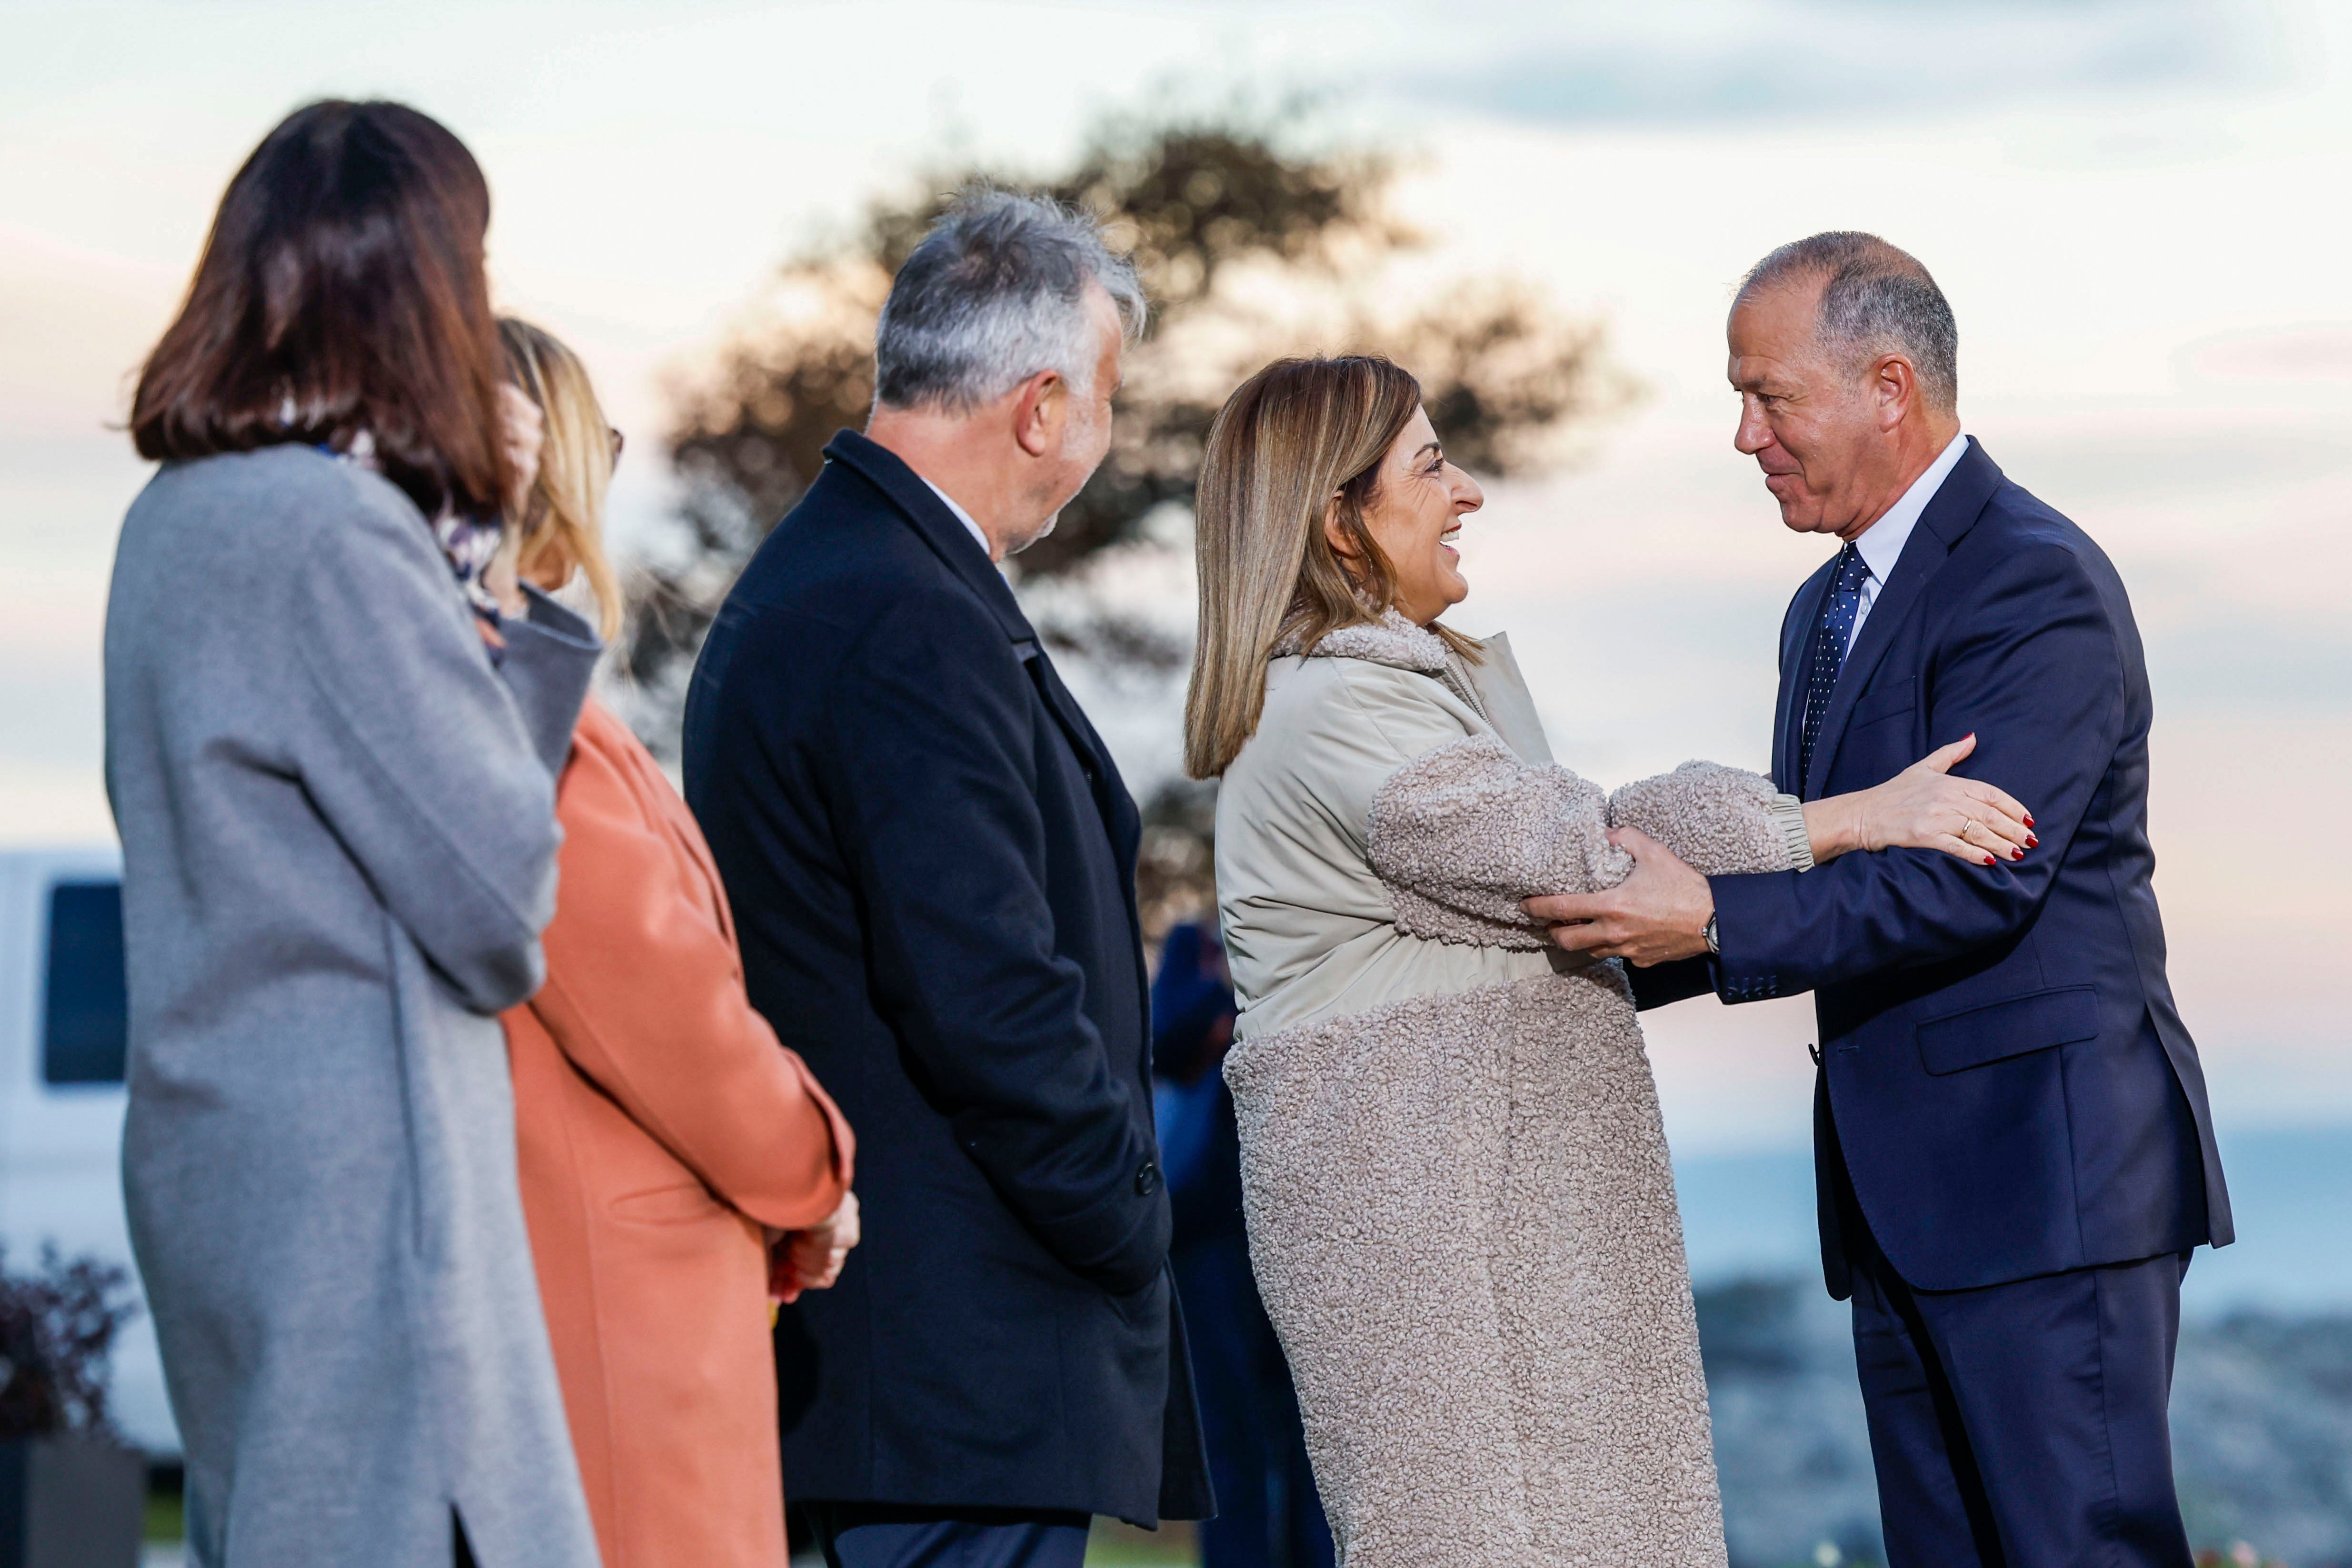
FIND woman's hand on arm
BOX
[770,1190,861,1305]
[1804,733,2035,868]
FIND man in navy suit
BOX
[1528,233,2230,1567]
[684,192,1211,1568]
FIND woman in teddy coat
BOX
[1182,356,2033,1568]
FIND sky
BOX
[4,0,2347,1157]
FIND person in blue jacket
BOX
[1531,233,2229,1568]
[1152,921,1334,1568]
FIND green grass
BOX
[144,1486,184,1543]
[1086,1518,1197,1565]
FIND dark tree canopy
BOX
[623,105,1632,742]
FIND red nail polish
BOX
[2012,849,2024,861]
[2026,836,2038,849]
[2024,814,2035,828]
[1984,855,1998,866]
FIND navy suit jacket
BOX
[682,431,1211,1523]
[1681,439,2231,1296]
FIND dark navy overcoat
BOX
[683,430,1212,1526]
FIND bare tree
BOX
[622,103,1634,753]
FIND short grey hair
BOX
[873,189,1147,413]
[1738,232,1958,415]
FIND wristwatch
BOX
[1703,913,1720,956]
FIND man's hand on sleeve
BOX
[1523,828,1716,967]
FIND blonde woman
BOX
[1185,356,2033,1567]
[495,318,860,1568]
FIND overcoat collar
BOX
[821,429,1036,648]
[817,428,1139,881]
[1798,436,2004,799]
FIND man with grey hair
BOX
[1530,233,2228,1567]
[684,190,1211,1568]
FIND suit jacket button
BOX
[1135,1162,1160,1196]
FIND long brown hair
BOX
[499,318,622,639]
[1183,355,1475,779]
[130,100,511,522]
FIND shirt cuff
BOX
[1768,793,1815,872]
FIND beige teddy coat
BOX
[1213,614,1807,1568]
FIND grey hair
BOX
[874,189,1147,413]
[1738,232,1958,415]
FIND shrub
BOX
[0,1242,139,1439]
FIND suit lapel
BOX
[1802,438,2004,798]
[1777,561,1837,793]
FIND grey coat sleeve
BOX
[497,586,601,776]
[282,480,594,1014]
[1367,735,1631,948]
[1605,762,1811,875]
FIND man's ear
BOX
[1012,370,1065,458]
[1874,353,1917,432]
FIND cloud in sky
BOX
[1332,0,2297,125]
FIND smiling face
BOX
[1337,406,1485,625]
[1728,275,1895,539]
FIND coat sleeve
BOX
[283,476,589,1015]
[1708,541,2126,995]
[1345,670,1800,948]
[1606,762,1813,875]
[819,588,1166,1295]
[521,721,852,1231]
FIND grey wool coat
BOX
[103,447,603,1568]
[1214,614,1807,1568]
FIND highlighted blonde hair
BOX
[1183,355,1476,779]
[498,318,622,638]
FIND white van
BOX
[0,847,176,1454]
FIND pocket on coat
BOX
[610,1181,727,1224]
[1915,984,2100,1076]
[1850,676,1917,729]
[1104,1265,1168,1329]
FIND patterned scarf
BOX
[332,430,506,617]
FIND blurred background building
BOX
[4,2,2348,1562]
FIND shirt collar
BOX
[920,476,995,562]
[1853,429,1969,584]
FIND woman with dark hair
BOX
[107,101,601,1568]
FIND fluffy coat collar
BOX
[1272,611,1453,676]
[1273,610,1489,721]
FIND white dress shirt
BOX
[921,476,995,562]
[1847,430,1969,645]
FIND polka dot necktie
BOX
[1798,542,1873,787]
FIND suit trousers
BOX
[803,1503,1092,1568]
[1835,1158,2193,1568]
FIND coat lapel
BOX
[1023,648,1143,871]
[821,430,1033,643]
[1802,437,2004,798]
[819,429,1139,865]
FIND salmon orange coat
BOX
[504,698,853,1568]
